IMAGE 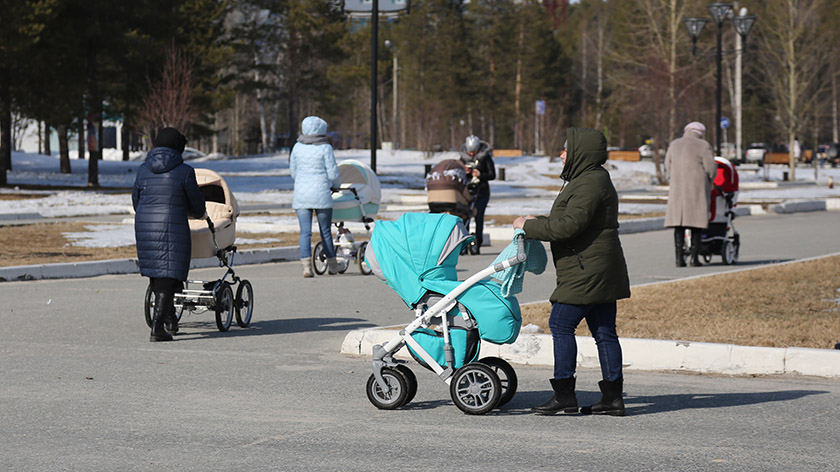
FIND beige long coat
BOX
[664,130,716,228]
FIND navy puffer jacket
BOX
[132,147,206,280]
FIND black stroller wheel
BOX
[144,283,154,328]
[478,357,518,406]
[358,241,373,275]
[449,362,502,415]
[235,280,254,327]
[394,364,418,405]
[366,367,409,410]
[214,283,234,332]
[312,241,328,275]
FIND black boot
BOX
[531,378,578,415]
[689,229,703,267]
[583,379,625,416]
[150,291,174,342]
[674,228,686,267]
[164,299,179,335]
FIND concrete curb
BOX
[0,246,299,282]
[340,327,840,378]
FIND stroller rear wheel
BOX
[357,241,372,275]
[479,357,518,407]
[214,283,234,332]
[449,363,502,415]
[144,283,183,328]
[366,367,410,410]
[235,279,254,327]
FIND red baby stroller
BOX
[681,157,741,265]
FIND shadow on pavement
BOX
[623,389,828,415]
[175,317,376,339]
[476,389,829,417]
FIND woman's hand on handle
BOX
[513,215,535,230]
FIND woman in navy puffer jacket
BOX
[132,127,206,342]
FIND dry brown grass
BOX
[0,221,305,267]
[521,255,840,349]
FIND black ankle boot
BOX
[674,229,686,267]
[150,291,174,342]
[532,378,578,415]
[583,379,625,416]
[689,230,703,266]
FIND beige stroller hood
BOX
[190,168,240,259]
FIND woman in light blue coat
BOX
[290,116,342,276]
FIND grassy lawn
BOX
[521,255,840,349]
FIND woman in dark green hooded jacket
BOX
[514,127,630,416]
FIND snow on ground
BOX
[3,148,840,248]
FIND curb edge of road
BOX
[340,327,840,379]
[2,199,839,282]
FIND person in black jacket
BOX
[459,135,496,254]
[132,127,206,342]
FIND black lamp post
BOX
[684,3,734,155]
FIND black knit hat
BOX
[153,127,187,154]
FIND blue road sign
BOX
[536,100,546,115]
[720,116,730,129]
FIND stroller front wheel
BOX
[312,241,328,275]
[449,363,502,415]
[394,364,418,405]
[214,283,234,332]
[722,239,739,265]
[235,279,254,327]
[366,367,410,410]
[478,357,518,407]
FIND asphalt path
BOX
[2,211,840,471]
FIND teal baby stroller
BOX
[363,213,528,415]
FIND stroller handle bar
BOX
[492,233,527,273]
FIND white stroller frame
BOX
[368,234,528,415]
[313,184,376,276]
[144,217,255,333]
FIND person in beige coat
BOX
[664,121,717,267]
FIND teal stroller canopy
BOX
[367,213,472,308]
[367,213,521,350]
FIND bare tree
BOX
[609,0,703,184]
[754,0,826,180]
[139,45,197,140]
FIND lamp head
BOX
[683,17,708,40]
[708,2,734,25]
[733,14,756,38]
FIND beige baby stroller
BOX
[143,168,254,332]
[426,159,474,221]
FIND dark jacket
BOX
[522,128,630,304]
[132,147,206,280]
[459,141,496,198]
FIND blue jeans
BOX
[296,209,335,259]
[549,301,623,381]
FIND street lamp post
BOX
[733,10,757,162]
[708,2,733,156]
[385,40,398,151]
[684,3,756,158]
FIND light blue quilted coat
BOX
[290,116,341,209]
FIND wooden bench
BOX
[608,150,642,162]
[494,149,523,157]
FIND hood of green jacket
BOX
[559,127,608,182]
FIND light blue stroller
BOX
[364,213,528,414]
